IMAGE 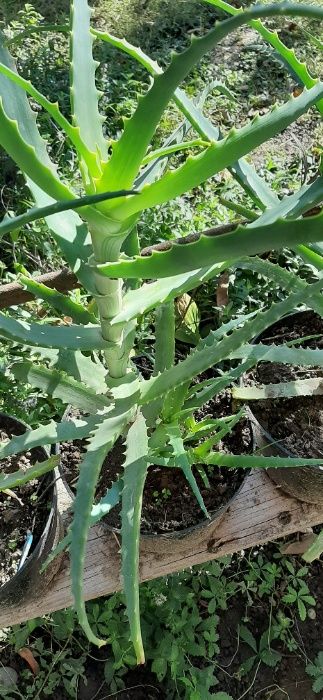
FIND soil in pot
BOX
[0,416,53,587]
[246,310,323,459]
[59,388,252,535]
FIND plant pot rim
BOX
[0,412,62,604]
[59,406,251,543]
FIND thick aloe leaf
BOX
[0,33,92,287]
[0,455,58,490]
[11,362,110,413]
[29,348,107,393]
[184,416,235,441]
[167,424,209,518]
[0,416,100,459]
[235,257,323,318]
[301,28,323,53]
[0,32,57,169]
[92,28,220,143]
[233,378,323,401]
[70,0,107,161]
[0,60,100,174]
[0,96,76,201]
[219,196,259,221]
[142,139,208,165]
[204,0,323,115]
[121,413,148,664]
[112,262,227,324]
[0,188,138,240]
[28,183,93,290]
[230,342,323,366]
[0,313,108,350]
[205,453,323,468]
[194,408,245,459]
[138,278,323,405]
[230,158,279,210]
[109,82,323,219]
[18,275,96,325]
[250,176,323,227]
[184,360,255,412]
[43,477,123,570]
[303,531,323,563]
[192,312,258,354]
[4,24,69,47]
[97,209,323,280]
[97,3,323,196]
[247,175,323,268]
[71,404,134,646]
[297,245,323,270]
[94,28,277,210]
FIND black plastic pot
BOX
[58,407,250,554]
[0,413,63,609]
[244,310,323,504]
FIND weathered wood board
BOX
[1,469,322,629]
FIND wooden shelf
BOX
[1,469,323,629]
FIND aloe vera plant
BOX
[1,0,323,663]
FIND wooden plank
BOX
[1,469,322,628]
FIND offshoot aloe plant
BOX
[1,0,323,663]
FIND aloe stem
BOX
[90,222,135,378]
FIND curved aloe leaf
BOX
[250,176,323,227]
[11,362,110,413]
[28,348,107,393]
[0,188,137,240]
[0,31,57,168]
[229,157,279,210]
[205,453,323,468]
[28,184,93,290]
[97,3,323,195]
[233,378,323,401]
[167,424,208,517]
[122,413,148,664]
[0,416,100,459]
[108,82,323,219]
[204,0,323,115]
[303,531,323,563]
[70,0,107,161]
[5,24,69,47]
[18,275,96,325]
[97,210,323,279]
[194,408,245,459]
[92,27,220,142]
[141,139,209,165]
[71,405,134,647]
[235,257,323,317]
[0,455,58,490]
[0,33,91,288]
[138,278,323,405]
[230,342,323,366]
[43,477,123,570]
[0,95,75,201]
[0,314,107,350]
[94,28,277,210]
[184,360,255,412]
[0,60,100,175]
[297,244,323,270]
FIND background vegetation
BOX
[0,1,322,697]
